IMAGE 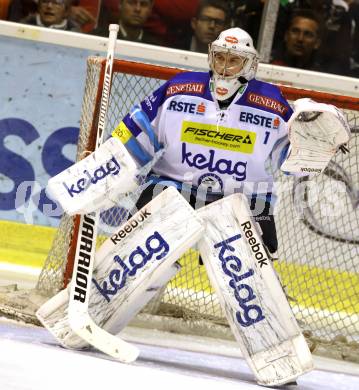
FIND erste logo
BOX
[273,117,280,129]
[196,102,206,115]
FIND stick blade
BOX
[69,312,139,363]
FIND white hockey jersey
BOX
[112,71,293,201]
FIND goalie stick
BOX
[67,24,139,363]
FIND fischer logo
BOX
[73,213,96,303]
[181,122,256,154]
[241,221,269,268]
[166,82,205,96]
[182,143,247,181]
[111,209,151,245]
[247,92,288,115]
[214,234,265,327]
[301,167,322,173]
[62,156,121,198]
[184,127,253,144]
[225,36,239,44]
[93,231,169,302]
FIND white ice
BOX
[1,268,358,390]
[0,320,358,390]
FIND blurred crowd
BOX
[1,0,358,77]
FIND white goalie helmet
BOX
[209,27,259,101]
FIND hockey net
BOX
[1,57,358,362]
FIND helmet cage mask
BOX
[208,28,259,101]
[209,45,258,81]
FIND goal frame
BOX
[1,56,359,365]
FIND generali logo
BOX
[247,92,288,115]
[166,82,205,96]
[225,36,239,44]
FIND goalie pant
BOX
[134,179,278,254]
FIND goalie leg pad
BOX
[197,194,313,386]
[37,261,181,350]
[36,187,203,350]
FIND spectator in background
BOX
[143,0,200,48]
[95,0,120,30]
[271,9,324,71]
[187,0,229,53]
[7,0,98,32]
[233,0,266,46]
[7,0,37,21]
[20,0,81,30]
[274,0,353,75]
[70,0,98,32]
[94,0,160,45]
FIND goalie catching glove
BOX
[281,98,351,175]
[47,137,139,215]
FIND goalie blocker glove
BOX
[47,137,139,215]
[281,98,351,175]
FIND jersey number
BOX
[263,131,270,145]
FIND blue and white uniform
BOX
[113,71,292,203]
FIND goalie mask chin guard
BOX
[209,27,259,101]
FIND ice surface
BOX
[0,321,358,390]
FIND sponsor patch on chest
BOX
[239,111,280,129]
[167,100,206,115]
[181,121,256,153]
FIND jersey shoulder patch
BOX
[240,79,293,121]
[165,71,209,98]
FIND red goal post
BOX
[2,56,359,362]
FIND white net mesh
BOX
[1,57,358,362]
